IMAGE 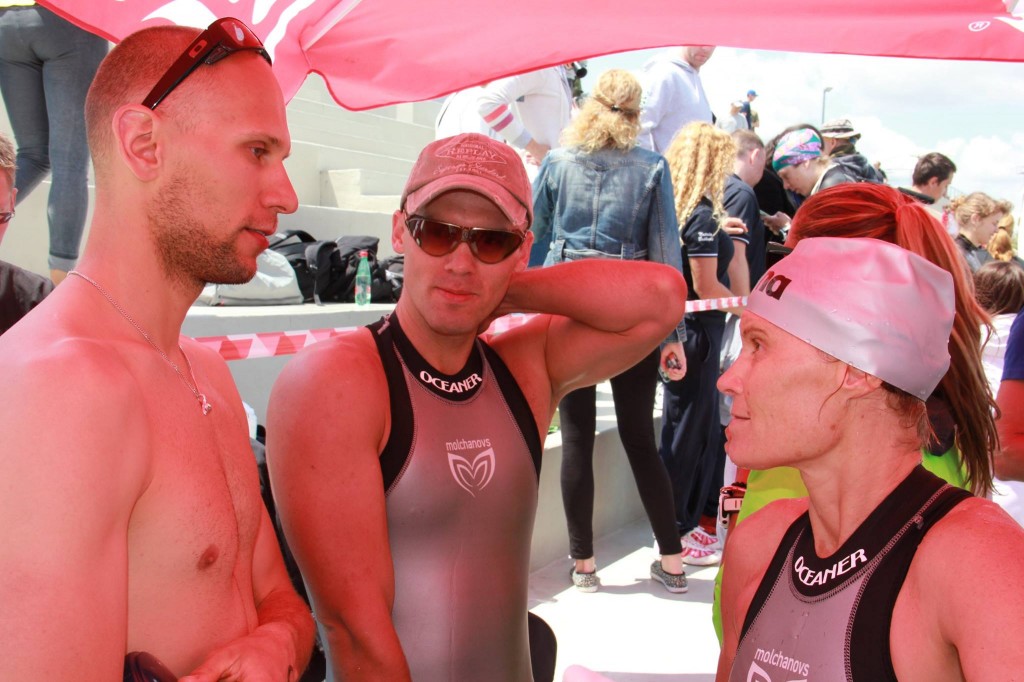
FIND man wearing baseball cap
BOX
[267,133,688,681]
[716,237,1024,680]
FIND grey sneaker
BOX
[650,560,688,594]
[570,566,599,593]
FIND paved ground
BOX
[529,516,721,681]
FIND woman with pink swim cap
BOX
[716,231,1023,680]
[712,182,998,641]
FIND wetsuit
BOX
[730,466,969,681]
[369,313,543,681]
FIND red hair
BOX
[788,183,996,495]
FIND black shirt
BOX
[0,261,53,335]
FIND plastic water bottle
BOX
[355,250,372,306]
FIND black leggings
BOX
[559,349,683,559]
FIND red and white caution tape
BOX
[685,296,747,313]
[193,296,747,362]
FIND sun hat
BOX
[772,128,822,172]
[820,118,860,140]
[402,133,533,229]
[747,237,954,400]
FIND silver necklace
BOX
[68,270,213,416]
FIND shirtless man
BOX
[717,237,1024,681]
[267,133,688,681]
[0,20,314,680]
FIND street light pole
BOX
[821,86,833,124]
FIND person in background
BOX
[434,86,499,140]
[717,236,1024,681]
[531,69,688,594]
[818,117,884,183]
[637,46,715,154]
[975,261,1024,526]
[996,290,1024,488]
[476,65,575,179]
[0,129,51,334]
[900,151,958,233]
[660,121,743,566]
[904,151,957,204]
[987,206,1022,268]
[718,100,747,134]
[753,127,801,241]
[739,89,757,129]
[0,2,108,283]
[711,182,998,642]
[771,127,881,201]
[724,130,767,295]
[950,191,1006,273]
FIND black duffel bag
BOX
[269,230,396,304]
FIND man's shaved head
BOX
[84,25,205,176]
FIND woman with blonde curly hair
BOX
[951,191,1006,272]
[658,121,742,566]
[531,68,689,593]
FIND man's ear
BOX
[392,210,406,253]
[112,104,162,182]
[513,228,534,273]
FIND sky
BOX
[581,47,1024,224]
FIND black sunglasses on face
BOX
[142,17,271,110]
[406,215,525,264]
[0,210,13,224]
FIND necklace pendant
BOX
[199,394,213,416]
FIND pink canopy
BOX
[38,0,1024,110]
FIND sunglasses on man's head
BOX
[406,215,525,264]
[142,17,270,110]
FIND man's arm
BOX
[477,71,544,153]
[690,256,743,315]
[726,240,750,296]
[646,156,687,347]
[0,350,147,680]
[996,379,1024,481]
[529,155,555,267]
[489,259,687,402]
[180,507,315,682]
[637,68,667,152]
[267,332,411,681]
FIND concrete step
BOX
[287,107,431,155]
[291,139,417,177]
[293,77,441,128]
[321,169,404,211]
[287,93,439,144]
[325,168,408,196]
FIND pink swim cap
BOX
[747,237,954,400]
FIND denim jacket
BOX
[531,145,686,343]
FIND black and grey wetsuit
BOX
[730,466,969,681]
[369,313,543,681]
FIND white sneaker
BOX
[680,527,722,566]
